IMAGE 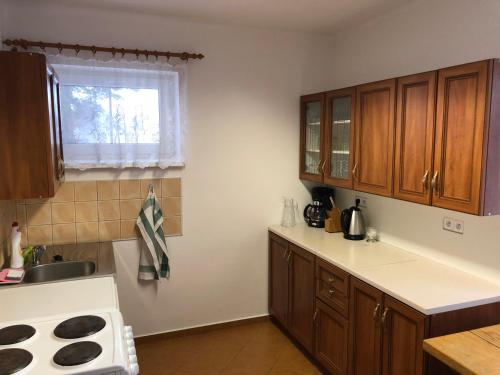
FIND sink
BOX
[24,261,96,283]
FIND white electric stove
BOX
[0,277,138,375]
[0,308,139,375]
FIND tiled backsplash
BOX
[15,178,182,247]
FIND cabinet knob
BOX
[328,277,335,283]
[328,289,335,296]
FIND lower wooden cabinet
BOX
[382,295,426,375]
[315,299,349,375]
[288,243,315,352]
[268,232,500,375]
[349,277,384,375]
[268,233,315,352]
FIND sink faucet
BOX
[32,245,46,266]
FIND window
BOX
[50,56,185,169]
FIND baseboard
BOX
[134,314,270,344]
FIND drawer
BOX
[316,258,350,317]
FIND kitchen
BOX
[1,0,500,374]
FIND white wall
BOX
[329,0,500,286]
[2,1,333,335]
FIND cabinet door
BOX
[354,80,396,197]
[269,233,290,328]
[349,278,384,375]
[289,243,315,353]
[382,296,426,375]
[300,93,325,182]
[394,72,436,205]
[432,61,490,214]
[315,299,349,375]
[324,88,356,188]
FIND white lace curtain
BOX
[49,55,186,169]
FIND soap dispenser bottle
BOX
[10,222,23,269]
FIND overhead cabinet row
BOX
[300,60,500,215]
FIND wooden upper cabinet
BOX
[324,87,356,188]
[433,61,489,214]
[300,93,325,182]
[354,79,396,197]
[0,51,64,200]
[394,72,437,205]
[382,296,426,375]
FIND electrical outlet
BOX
[443,217,464,234]
[355,195,367,208]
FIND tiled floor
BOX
[136,319,322,375]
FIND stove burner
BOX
[0,348,33,375]
[0,325,36,345]
[54,315,106,339]
[53,341,102,367]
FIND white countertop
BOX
[269,224,500,315]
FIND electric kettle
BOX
[303,201,327,228]
[341,199,366,240]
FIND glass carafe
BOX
[281,198,298,227]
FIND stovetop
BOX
[0,310,128,374]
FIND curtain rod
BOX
[2,39,205,61]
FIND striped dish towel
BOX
[136,189,170,280]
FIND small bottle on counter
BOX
[10,222,24,269]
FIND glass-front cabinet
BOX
[324,88,355,188]
[299,93,325,182]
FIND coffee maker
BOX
[303,187,335,228]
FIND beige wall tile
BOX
[162,178,181,197]
[99,221,121,241]
[76,222,99,243]
[27,202,52,226]
[98,201,120,221]
[28,225,53,245]
[16,204,27,227]
[52,182,75,202]
[75,202,98,222]
[164,216,182,236]
[162,197,181,217]
[20,227,28,248]
[74,181,97,201]
[140,179,162,198]
[51,202,76,224]
[120,199,142,220]
[119,180,141,199]
[97,180,119,200]
[120,220,139,240]
[53,224,76,245]
[25,198,51,205]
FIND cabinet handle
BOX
[352,163,358,180]
[372,303,381,321]
[328,289,335,296]
[321,159,326,174]
[282,249,288,259]
[431,171,439,194]
[317,160,323,174]
[381,308,390,330]
[286,251,292,264]
[328,277,335,283]
[422,170,429,191]
[313,309,318,325]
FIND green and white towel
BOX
[137,190,170,280]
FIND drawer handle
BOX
[328,289,335,296]
[328,277,335,283]
[372,303,381,321]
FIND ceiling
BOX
[33,0,415,34]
